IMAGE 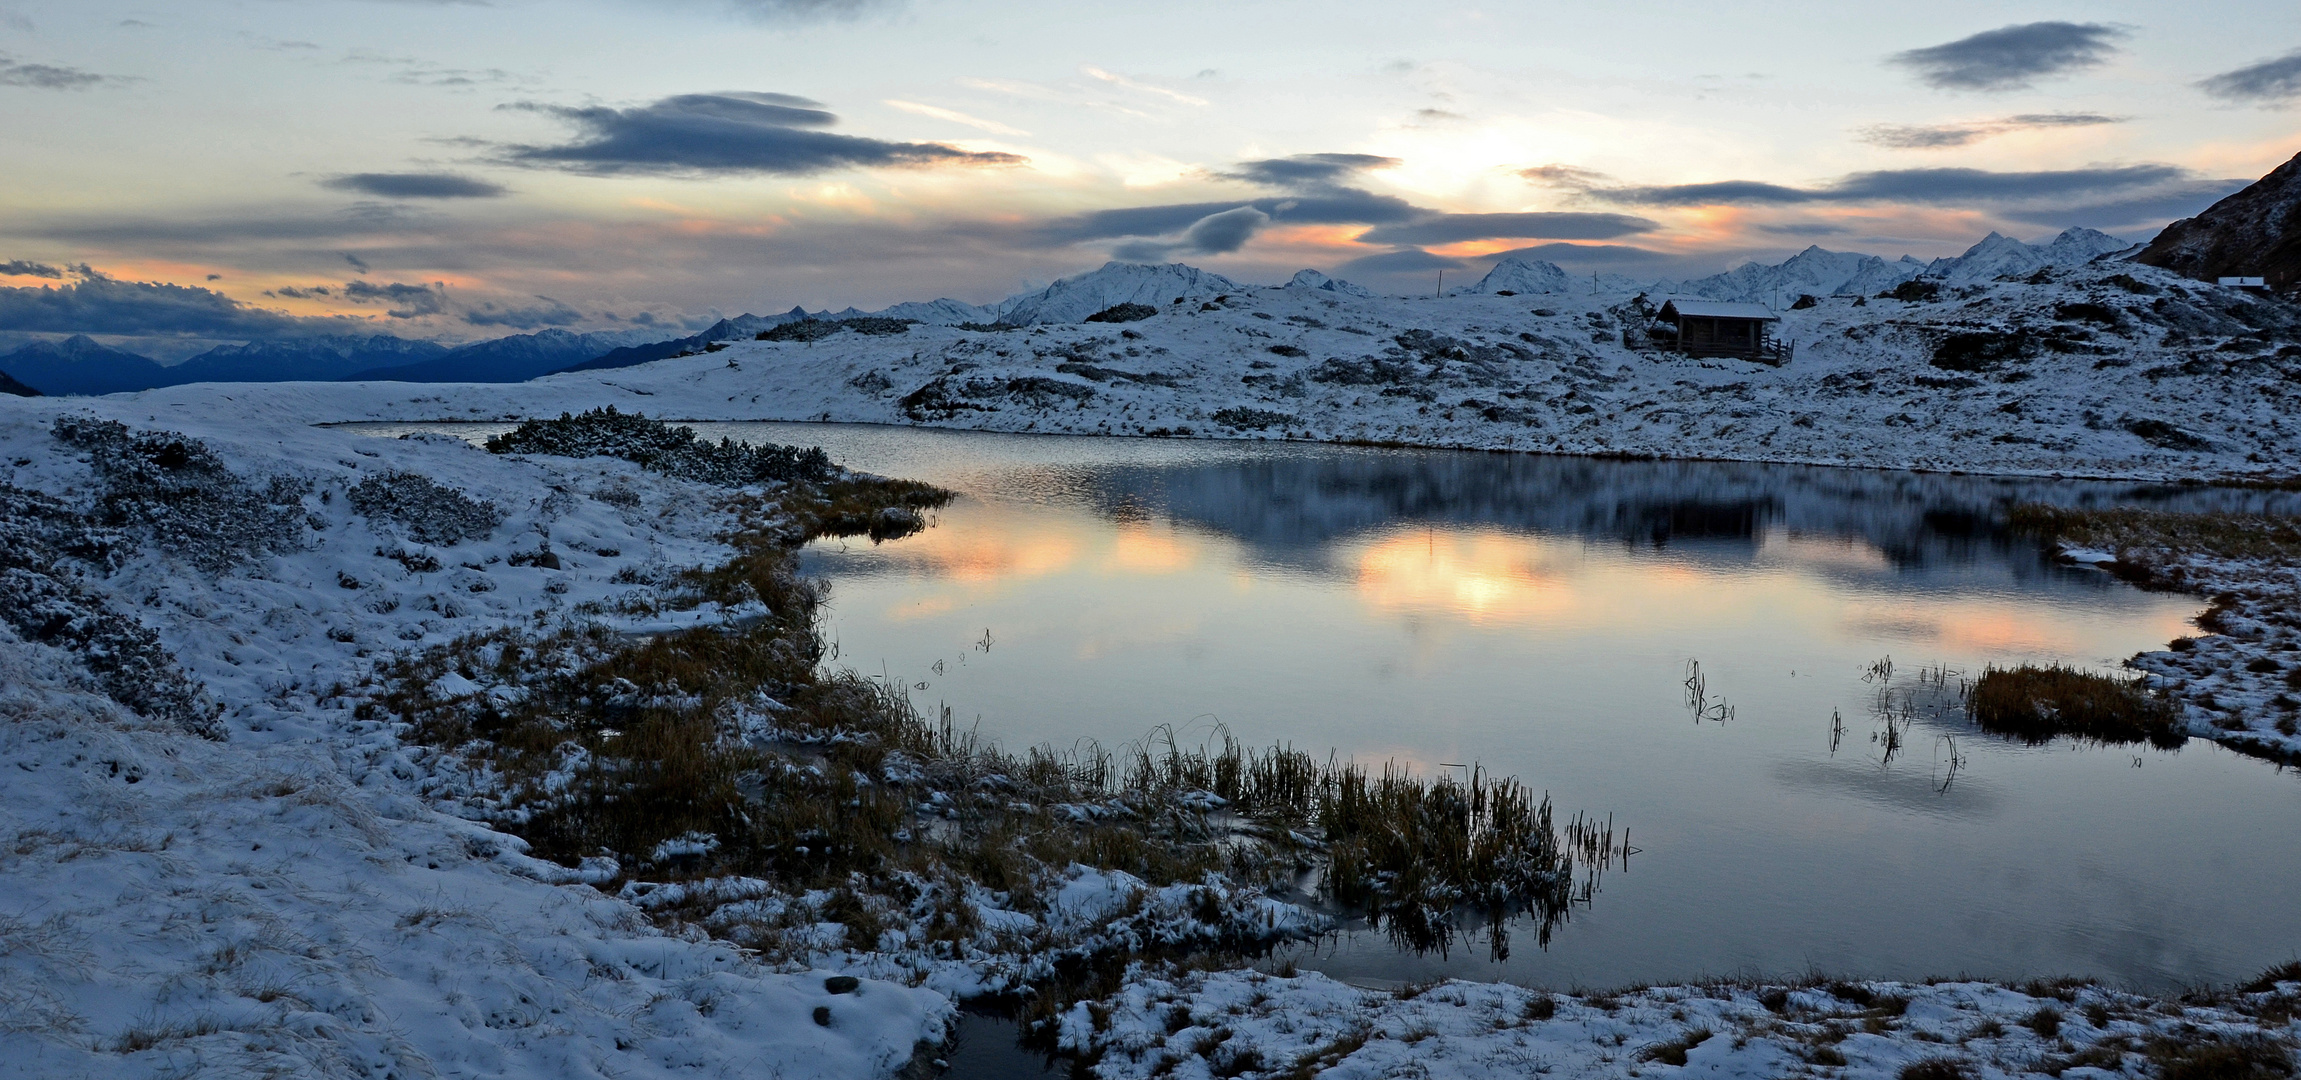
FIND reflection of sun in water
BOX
[1350,529,1575,624]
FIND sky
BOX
[2,0,2299,351]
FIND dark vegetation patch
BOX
[1882,279,1942,303]
[1266,344,1308,358]
[0,483,223,737]
[484,407,834,487]
[755,316,916,342]
[1638,1028,1712,1066]
[51,414,306,574]
[2122,416,2216,452]
[1084,303,1159,324]
[1211,408,1297,430]
[347,472,502,546]
[1969,664,2182,747]
[1930,330,2036,372]
[2146,1036,2296,1080]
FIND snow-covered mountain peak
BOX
[1284,269,1376,298]
[1462,257,1579,295]
[995,262,1244,325]
[1930,228,2132,284]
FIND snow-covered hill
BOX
[160,248,2301,484]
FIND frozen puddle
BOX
[355,422,2301,993]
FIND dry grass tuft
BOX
[1969,664,2183,747]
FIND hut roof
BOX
[1660,300,1779,321]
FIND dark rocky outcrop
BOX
[2138,151,2301,296]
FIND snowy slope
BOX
[0,400,949,1077]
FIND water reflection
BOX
[342,423,2301,992]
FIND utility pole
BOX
[1435,269,1444,297]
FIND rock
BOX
[824,975,860,995]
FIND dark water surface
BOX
[352,423,2301,993]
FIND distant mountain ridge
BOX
[0,326,675,396]
[1457,228,2134,306]
[0,367,37,396]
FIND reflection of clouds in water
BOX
[1100,524,1199,575]
[1840,600,2194,660]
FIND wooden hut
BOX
[1658,300,1789,363]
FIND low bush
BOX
[347,471,501,546]
[51,414,304,573]
[1211,407,1298,430]
[484,407,833,487]
[1083,303,1158,324]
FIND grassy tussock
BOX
[1968,664,2182,747]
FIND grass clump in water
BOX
[1969,664,2183,748]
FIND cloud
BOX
[1756,222,1852,237]
[1998,179,2251,232]
[1518,164,1610,189]
[1357,211,1659,246]
[1080,65,1207,106]
[1600,164,2188,206]
[1335,248,1466,274]
[342,279,447,318]
[343,253,371,273]
[1889,22,2123,91]
[1,260,65,279]
[1490,242,1679,266]
[717,0,894,20]
[1223,153,1400,189]
[464,296,581,328]
[1039,190,1422,245]
[501,91,1024,176]
[1111,206,1271,261]
[321,172,510,199]
[270,285,332,298]
[2198,50,2301,105]
[883,100,1028,135]
[0,54,115,90]
[0,269,368,337]
[1856,112,2124,149]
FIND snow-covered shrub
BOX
[484,407,833,487]
[50,415,305,574]
[0,485,222,737]
[347,470,502,545]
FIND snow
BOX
[0,396,950,1078]
[1061,968,2301,1080]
